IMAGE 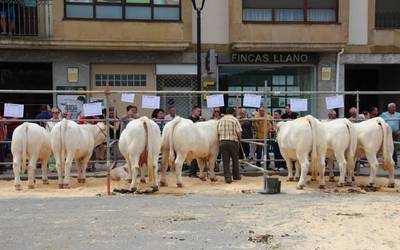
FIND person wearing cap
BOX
[46,107,61,132]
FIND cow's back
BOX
[12,123,50,159]
[277,119,313,159]
[119,119,147,159]
[354,119,383,154]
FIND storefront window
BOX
[219,65,315,115]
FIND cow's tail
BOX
[376,117,395,171]
[21,123,28,174]
[60,119,68,170]
[304,115,319,178]
[344,119,357,172]
[142,117,154,183]
[166,116,182,165]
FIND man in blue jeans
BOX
[381,102,400,168]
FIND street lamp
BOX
[192,0,206,91]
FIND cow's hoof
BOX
[329,177,335,182]
[130,187,137,193]
[15,184,22,191]
[42,180,49,185]
[345,182,353,187]
[296,185,304,190]
[78,179,86,184]
[388,183,395,188]
[199,177,207,182]
[58,184,63,189]
[28,185,35,189]
[63,184,70,189]
[140,179,146,184]
[287,177,294,182]
[352,177,355,182]
[177,183,183,188]
[295,177,300,182]
[336,183,344,187]
[319,185,326,189]
[210,177,218,182]
[152,186,159,192]
[34,179,36,184]
[311,178,316,182]
[127,179,132,183]
[160,181,168,187]
[367,183,374,188]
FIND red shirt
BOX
[79,115,99,125]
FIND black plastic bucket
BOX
[261,177,281,194]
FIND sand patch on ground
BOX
[0,173,399,198]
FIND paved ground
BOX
[0,187,400,250]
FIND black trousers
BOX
[220,140,240,181]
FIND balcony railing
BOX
[376,12,400,29]
[0,0,51,39]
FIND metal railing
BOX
[0,0,51,38]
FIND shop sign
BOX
[231,53,318,64]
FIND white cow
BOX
[353,117,395,187]
[118,117,161,192]
[11,122,52,190]
[160,117,219,187]
[322,118,358,187]
[277,115,327,189]
[51,119,107,188]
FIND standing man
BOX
[120,105,139,132]
[217,107,242,183]
[281,105,298,120]
[165,106,177,122]
[187,106,202,177]
[369,106,379,118]
[381,102,400,168]
[253,106,273,167]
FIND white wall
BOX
[192,0,229,44]
[349,0,369,45]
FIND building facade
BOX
[0,0,399,118]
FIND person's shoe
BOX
[233,175,242,181]
[1,31,6,35]
[225,178,232,184]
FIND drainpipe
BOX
[336,48,345,93]
[336,48,345,117]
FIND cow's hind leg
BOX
[198,160,207,181]
[151,155,159,192]
[13,156,22,191]
[295,161,300,181]
[208,154,218,182]
[41,158,49,185]
[327,158,335,182]
[286,160,294,182]
[63,154,74,188]
[55,157,63,189]
[128,156,140,192]
[366,153,379,187]
[297,155,310,189]
[140,164,146,184]
[318,157,326,189]
[27,158,37,189]
[387,162,395,188]
[335,153,347,187]
[174,154,185,188]
[159,150,169,187]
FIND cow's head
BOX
[95,122,107,146]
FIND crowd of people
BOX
[1,102,399,180]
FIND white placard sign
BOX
[83,102,103,117]
[243,94,262,108]
[207,94,224,108]
[142,95,160,109]
[121,93,135,103]
[4,103,24,118]
[326,95,344,110]
[290,98,308,112]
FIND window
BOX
[376,0,400,28]
[95,74,147,87]
[65,0,181,20]
[242,0,337,23]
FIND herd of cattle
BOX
[9,115,396,192]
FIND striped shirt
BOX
[217,115,242,142]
